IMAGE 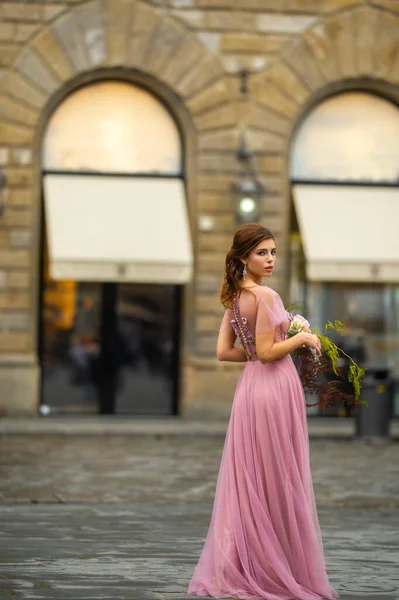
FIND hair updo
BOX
[220,223,274,309]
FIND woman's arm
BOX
[216,325,247,362]
[256,330,321,363]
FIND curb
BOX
[0,417,398,440]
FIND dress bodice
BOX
[223,286,292,361]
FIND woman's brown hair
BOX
[220,223,274,309]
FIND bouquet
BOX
[287,312,366,411]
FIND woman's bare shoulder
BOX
[252,286,279,300]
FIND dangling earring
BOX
[242,265,247,280]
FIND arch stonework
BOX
[0,0,398,415]
[1,0,227,125]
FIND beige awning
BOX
[292,184,399,282]
[43,173,193,283]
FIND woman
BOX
[188,224,338,600]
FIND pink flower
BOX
[288,314,311,334]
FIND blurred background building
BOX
[0,0,398,419]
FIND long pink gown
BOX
[188,285,339,600]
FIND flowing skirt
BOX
[188,356,339,600]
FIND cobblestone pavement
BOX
[1,435,399,600]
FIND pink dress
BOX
[188,286,339,600]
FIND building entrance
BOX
[38,80,193,418]
[40,278,180,415]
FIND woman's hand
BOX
[300,332,322,355]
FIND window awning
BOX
[292,184,399,282]
[43,174,193,284]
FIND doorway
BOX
[39,277,181,415]
[38,80,193,417]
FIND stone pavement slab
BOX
[1,435,399,599]
[0,504,398,600]
[1,436,399,509]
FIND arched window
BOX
[41,80,192,284]
[290,91,399,183]
[289,92,399,418]
[43,81,182,176]
[40,81,190,418]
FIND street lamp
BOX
[232,134,263,224]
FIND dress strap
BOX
[232,295,257,361]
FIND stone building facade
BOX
[0,0,398,417]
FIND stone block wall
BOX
[0,0,398,415]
